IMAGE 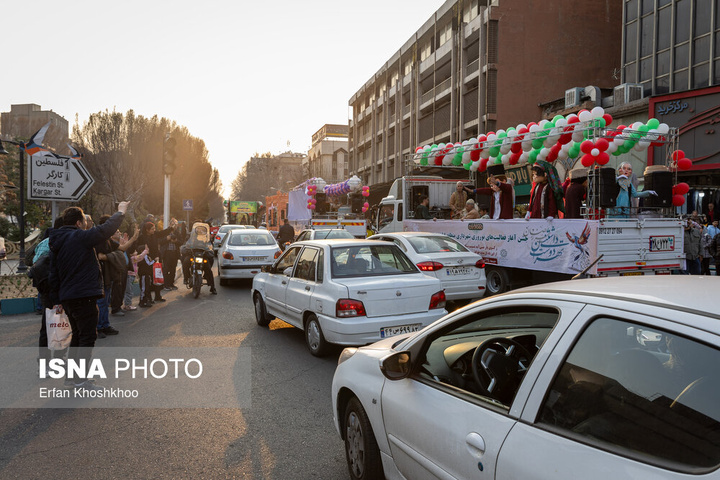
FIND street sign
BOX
[183,199,193,211]
[27,151,94,201]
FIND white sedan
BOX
[332,276,720,480]
[369,231,486,302]
[251,239,447,356]
[213,224,254,254]
[217,229,280,285]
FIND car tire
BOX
[485,267,510,295]
[304,315,328,357]
[219,278,228,287]
[344,397,383,480]
[253,293,272,327]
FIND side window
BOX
[293,247,318,282]
[417,308,560,409]
[538,317,720,471]
[316,249,324,282]
[275,246,301,274]
[296,232,307,242]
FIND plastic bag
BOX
[153,261,164,286]
[46,307,72,351]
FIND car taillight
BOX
[274,250,282,259]
[222,251,234,260]
[417,261,444,272]
[336,299,367,317]
[429,291,446,310]
[215,235,221,241]
[475,259,485,269]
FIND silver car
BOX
[217,229,280,285]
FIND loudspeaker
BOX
[350,194,364,213]
[315,193,328,214]
[588,167,618,208]
[410,185,429,212]
[643,170,673,207]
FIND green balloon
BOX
[529,149,539,163]
[452,153,463,165]
[489,146,501,157]
[638,124,650,133]
[532,138,544,150]
[647,118,660,129]
[464,162,471,170]
[597,118,606,128]
[569,144,581,158]
[553,115,564,123]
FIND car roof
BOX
[507,276,719,320]
[293,239,394,248]
[370,232,454,239]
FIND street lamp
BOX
[0,139,28,272]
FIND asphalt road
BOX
[0,278,349,479]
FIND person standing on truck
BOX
[449,182,468,219]
[414,195,432,220]
[563,168,588,219]
[466,175,514,219]
[526,161,564,219]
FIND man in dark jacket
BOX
[49,202,127,389]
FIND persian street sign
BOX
[183,199,194,211]
[28,151,94,201]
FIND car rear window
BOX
[229,232,275,246]
[315,229,354,240]
[219,225,243,234]
[407,235,469,254]
[538,317,720,472]
[331,245,417,277]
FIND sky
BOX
[3,0,444,197]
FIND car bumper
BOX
[219,263,270,279]
[317,310,446,346]
[442,282,487,301]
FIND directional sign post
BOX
[27,151,94,201]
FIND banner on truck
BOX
[404,219,599,276]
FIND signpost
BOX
[27,151,94,201]
[183,199,193,224]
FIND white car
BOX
[213,224,254,254]
[217,229,280,285]
[294,228,355,242]
[251,239,447,356]
[332,276,720,480]
[369,232,486,302]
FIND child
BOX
[123,243,149,311]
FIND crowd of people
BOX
[25,204,217,390]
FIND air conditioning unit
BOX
[565,87,583,108]
[614,83,643,106]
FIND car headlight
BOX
[338,348,358,365]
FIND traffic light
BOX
[315,193,328,214]
[163,135,177,175]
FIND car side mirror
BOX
[380,351,412,380]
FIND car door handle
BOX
[305,285,311,291]
[281,280,287,285]
[465,432,486,456]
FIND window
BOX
[538,317,720,471]
[463,0,479,23]
[438,23,452,46]
[416,308,560,408]
[293,247,318,282]
[420,41,432,62]
[330,245,416,278]
[407,235,469,254]
[275,246,300,274]
[404,59,413,76]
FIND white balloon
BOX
[646,128,660,141]
[516,123,527,131]
[470,160,479,171]
[500,144,511,155]
[522,140,533,152]
[462,152,472,164]
[529,124,541,133]
[487,134,498,142]
[502,154,510,165]
[480,149,491,159]
[566,114,579,122]
[572,131,584,143]
[613,136,625,146]
[520,151,530,163]
[555,118,567,128]
[496,129,506,136]
[347,175,362,192]
[657,123,670,134]
[631,122,644,130]
[557,149,569,161]
[578,110,592,122]
[442,155,452,165]
[607,142,618,153]
[591,148,600,156]
[591,106,605,118]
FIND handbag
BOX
[46,307,72,351]
[153,261,165,286]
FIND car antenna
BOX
[571,254,604,280]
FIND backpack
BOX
[27,253,50,292]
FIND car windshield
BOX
[407,235,469,254]
[315,229,354,240]
[229,232,275,246]
[331,245,417,278]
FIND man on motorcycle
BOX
[180,222,217,295]
[277,218,295,251]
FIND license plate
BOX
[243,256,265,262]
[445,267,472,276]
[621,271,644,276]
[380,323,421,338]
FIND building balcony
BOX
[403,73,412,87]
[465,59,480,83]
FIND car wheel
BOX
[253,293,271,327]
[344,397,383,480]
[219,278,228,287]
[304,315,328,357]
[485,267,510,295]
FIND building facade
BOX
[348,0,623,187]
[1,104,69,151]
[304,124,349,183]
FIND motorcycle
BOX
[187,248,209,299]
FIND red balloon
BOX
[595,138,609,151]
[580,140,594,154]
[566,116,580,125]
[559,133,573,145]
[435,153,444,165]
[509,152,521,165]
[581,154,594,167]
[470,148,481,162]
[517,127,529,135]
[415,146,423,153]
[596,152,610,165]
[672,150,686,161]
[672,195,686,207]
[479,158,489,172]
[677,158,692,170]
[510,142,522,154]
[674,182,690,195]
[547,150,558,162]
[602,114,613,126]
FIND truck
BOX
[372,173,686,295]
[285,187,367,239]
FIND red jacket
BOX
[473,182,514,219]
